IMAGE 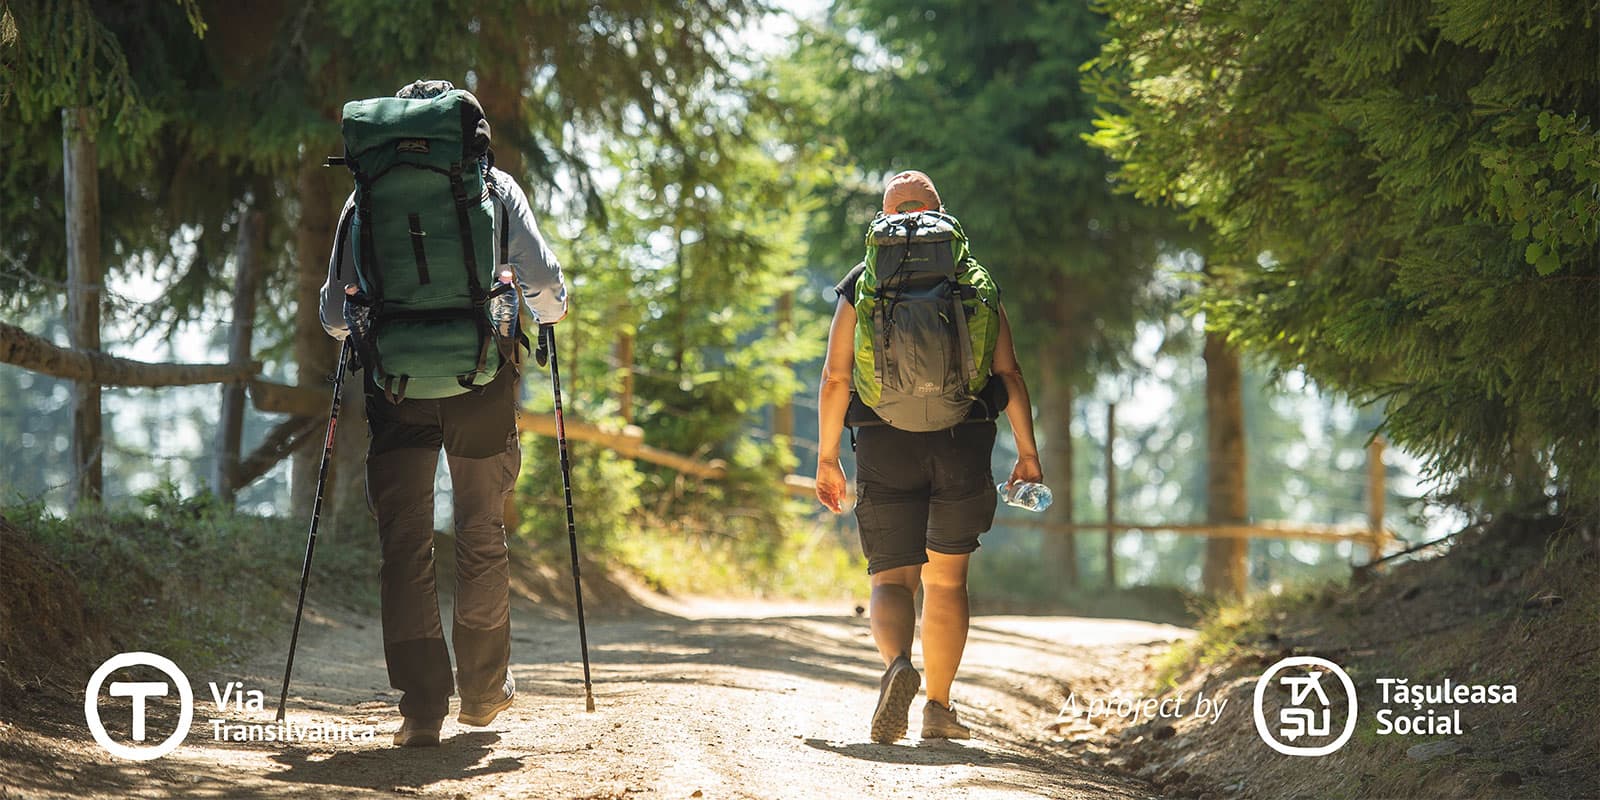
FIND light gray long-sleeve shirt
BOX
[319,167,568,339]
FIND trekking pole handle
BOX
[535,322,551,367]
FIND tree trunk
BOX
[63,107,102,506]
[472,56,531,537]
[773,291,794,443]
[616,331,635,423]
[1202,330,1248,597]
[474,32,527,184]
[672,227,687,377]
[214,203,265,505]
[292,152,342,516]
[1038,348,1078,592]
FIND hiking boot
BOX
[870,655,921,744]
[920,699,971,740]
[393,717,443,747]
[458,676,515,727]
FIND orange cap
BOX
[882,170,941,215]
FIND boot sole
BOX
[870,662,921,744]
[920,724,972,740]
[457,694,515,727]
[393,723,443,747]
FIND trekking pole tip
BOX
[585,692,595,713]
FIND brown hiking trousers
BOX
[363,366,520,720]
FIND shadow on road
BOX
[265,731,521,792]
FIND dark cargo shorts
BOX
[853,421,999,574]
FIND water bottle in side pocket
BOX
[487,268,518,340]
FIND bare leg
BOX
[920,550,971,706]
[869,564,921,666]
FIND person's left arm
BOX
[992,302,1044,487]
[493,170,568,324]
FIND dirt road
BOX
[2,594,1191,799]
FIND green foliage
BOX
[514,437,643,553]
[1,0,204,139]
[1089,0,1600,511]
[4,2,821,547]
[806,0,1183,383]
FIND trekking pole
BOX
[275,338,353,722]
[542,324,596,712]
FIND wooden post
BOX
[63,107,103,506]
[1202,329,1249,598]
[1038,348,1078,591]
[1367,437,1387,563]
[1104,402,1117,589]
[214,204,264,505]
[773,291,795,442]
[615,331,635,423]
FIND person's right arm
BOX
[815,298,856,513]
[493,171,568,324]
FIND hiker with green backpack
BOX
[318,79,567,747]
[814,170,1043,743]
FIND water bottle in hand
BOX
[487,268,518,339]
[998,481,1053,512]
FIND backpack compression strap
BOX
[449,161,495,390]
[383,374,410,405]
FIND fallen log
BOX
[234,415,323,488]
[0,322,255,387]
[515,414,729,480]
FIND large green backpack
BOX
[852,211,1000,431]
[336,89,508,402]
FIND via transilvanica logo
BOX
[84,652,195,761]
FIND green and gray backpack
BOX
[852,211,1000,431]
[334,89,512,402]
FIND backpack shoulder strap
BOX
[482,168,512,264]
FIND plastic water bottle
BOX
[998,481,1053,512]
[487,268,518,339]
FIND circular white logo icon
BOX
[84,652,194,760]
[1253,655,1357,757]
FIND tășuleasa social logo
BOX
[1253,655,1519,757]
[1252,656,1359,756]
[84,651,375,760]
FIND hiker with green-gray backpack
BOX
[317,79,568,747]
[814,170,1047,744]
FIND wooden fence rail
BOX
[1,322,257,387]
[1001,518,1392,549]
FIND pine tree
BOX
[1089,0,1600,514]
[808,0,1186,588]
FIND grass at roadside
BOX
[1102,518,1599,799]
[0,496,376,694]
[612,517,868,602]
